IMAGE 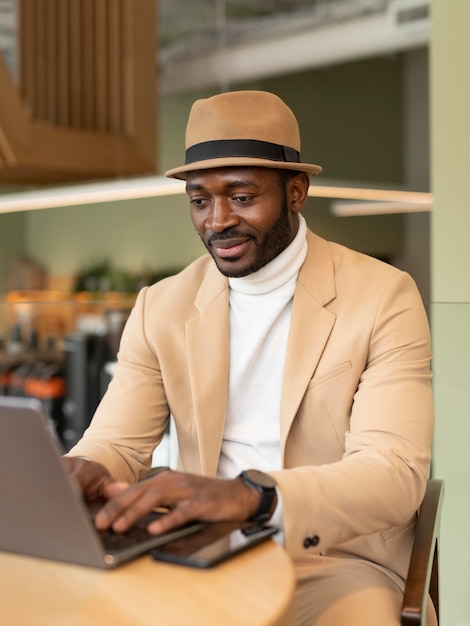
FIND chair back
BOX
[401,478,445,626]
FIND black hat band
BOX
[185,139,300,165]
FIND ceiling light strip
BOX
[309,186,431,204]
[331,201,432,216]
[0,175,432,214]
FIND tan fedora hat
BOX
[164,90,322,179]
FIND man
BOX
[65,91,434,625]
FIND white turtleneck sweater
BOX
[217,214,308,484]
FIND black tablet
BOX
[150,521,278,568]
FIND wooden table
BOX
[0,540,296,625]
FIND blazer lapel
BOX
[280,231,337,454]
[186,264,230,476]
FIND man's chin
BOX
[216,263,251,279]
[213,255,271,278]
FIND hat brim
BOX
[164,156,322,180]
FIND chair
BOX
[401,479,445,626]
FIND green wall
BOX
[430,2,470,624]
[24,196,204,279]
[0,212,25,294]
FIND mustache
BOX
[207,229,255,245]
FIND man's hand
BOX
[94,470,271,535]
[62,456,114,500]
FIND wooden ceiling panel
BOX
[0,0,157,185]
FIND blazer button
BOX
[303,535,320,549]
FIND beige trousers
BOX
[293,556,437,626]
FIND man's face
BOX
[186,167,301,278]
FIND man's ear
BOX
[288,173,310,212]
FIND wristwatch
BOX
[239,469,277,522]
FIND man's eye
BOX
[190,197,207,207]
[233,195,251,203]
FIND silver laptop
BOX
[0,396,206,569]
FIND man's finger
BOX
[102,481,130,498]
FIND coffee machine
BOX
[61,332,110,451]
[61,308,131,451]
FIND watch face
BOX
[245,469,276,489]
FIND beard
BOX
[202,197,293,278]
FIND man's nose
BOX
[205,198,239,232]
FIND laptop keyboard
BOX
[96,511,204,554]
[97,512,165,552]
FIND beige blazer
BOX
[70,229,434,581]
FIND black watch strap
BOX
[239,469,277,522]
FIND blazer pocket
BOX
[307,361,352,389]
